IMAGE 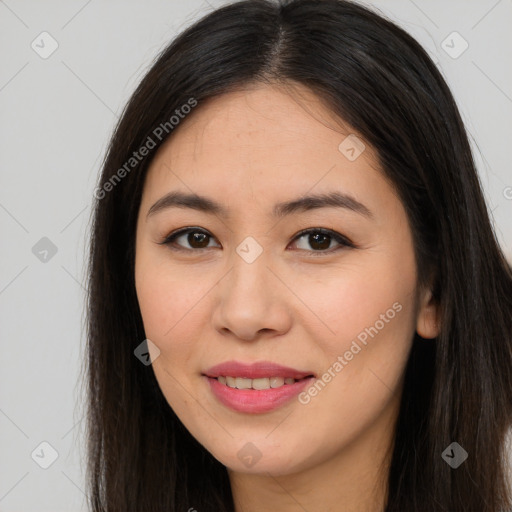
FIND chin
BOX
[211,441,309,476]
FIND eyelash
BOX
[157,226,355,256]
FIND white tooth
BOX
[221,376,295,389]
[252,378,271,390]
[226,376,237,388]
[236,377,252,389]
[270,376,285,388]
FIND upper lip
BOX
[203,360,316,380]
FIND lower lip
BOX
[204,376,315,414]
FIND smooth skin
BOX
[134,82,440,512]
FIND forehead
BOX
[162,83,373,161]
[141,83,393,220]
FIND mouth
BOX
[201,361,316,413]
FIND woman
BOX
[84,0,512,510]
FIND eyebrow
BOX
[146,190,373,220]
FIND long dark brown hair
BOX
[83,0,512,510]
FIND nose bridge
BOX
[226,235,271,301]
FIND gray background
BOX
[1,1,511,510]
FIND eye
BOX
[289,227,354,255]
[158,227,220,251]
[158,227,354,255]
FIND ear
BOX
[416,285,441,339]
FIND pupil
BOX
[310,233,330,250]
[190,232,208,248]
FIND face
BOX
[134,83,438,478]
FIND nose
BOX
[211,251,292,342]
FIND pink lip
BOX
[202,360,316,414]
[204,375,315,414]
[203,360,315,380]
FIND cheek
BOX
[135,250,206,342]
[135,261,201,410]
[293,276,416,451]
[295,247,417,417]
[291,258,416,350]
[294,247,418,405]
[134,251,221,403]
